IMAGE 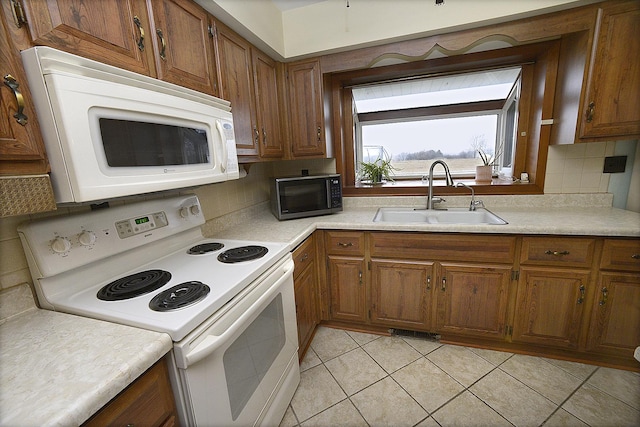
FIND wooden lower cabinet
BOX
[512,267,590,349]
[436,263,511,340]
[83,358,178,427]
[327,255,367,323]
[292,235,320,360]
[370,259,434,330]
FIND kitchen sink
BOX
[373,207,508,225]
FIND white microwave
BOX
[21,47,239,204]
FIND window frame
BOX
[329,40,561,197]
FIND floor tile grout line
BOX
[540,366,601,427]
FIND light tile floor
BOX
[280,326,640,427]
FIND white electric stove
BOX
[18,195,300,426]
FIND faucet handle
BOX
[431,196,446,205]
[471,199,485,210]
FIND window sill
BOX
[345,177,543,196]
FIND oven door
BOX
[173,255,299,427]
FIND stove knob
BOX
[51,236,71,253]
[179,207,189,218]
[190,204,200,216]
[78,230,96,246]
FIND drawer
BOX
[293,235,316,278]
[600,239,640,272]
[370,232,517,263]
[325,231,365,255]
[520,237,596,268]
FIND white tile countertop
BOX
[0,284,173,427]
[203,194,640,248]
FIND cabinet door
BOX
[436,263,511,340]
[512,267,590,349]
[327,255,367,323]
[294,262,318,360]
[252,49,284,158]
[214,21,257,157]
[579,0,640,139]
[149,0,217,95]
[21,0,155,76]
[370,259,434,330]
[0,4,48,175]
[586,272,640,358]
[287,59,326,158]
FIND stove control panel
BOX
[115,211,168,239]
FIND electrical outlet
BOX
[603,156,627,173]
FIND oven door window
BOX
[99,118,210,166]
[223,294,285,421]
[279,179,328,214]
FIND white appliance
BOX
[18,195,299,426]
[21,47,240,204]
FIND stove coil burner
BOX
[217,245,269,263]
[187,242,224,255]
[149,281,210,311]
[97,269,171,301]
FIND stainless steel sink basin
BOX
[373,207,508,225]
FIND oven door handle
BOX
[184,259,294,367]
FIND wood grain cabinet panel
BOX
[370,259,434,330]
[82,358,178,427]
[600,239,640,272]
[327,255,367,323]
[325,231,365,256]
[579,0,640,139]
[520,236,596,268]
[292,235,319,360]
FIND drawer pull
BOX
[632,254,640,260]
[545,250,570,256]
[299,253,308,262]
[599,287,608,306]
[3,75,28,126]
[577,284,585,304]
[338,242,353,247]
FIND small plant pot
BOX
[475,165,492,183]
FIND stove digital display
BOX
[135,216,150,225]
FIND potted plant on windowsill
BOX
[476,146,501,183]
[359,157,396,185]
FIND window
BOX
[353,67,521,181]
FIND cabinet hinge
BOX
[368,309,371,320]
[10,0,28,28]
[511,270,520,281]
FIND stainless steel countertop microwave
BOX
[271,174,342,220]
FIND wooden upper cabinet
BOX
[286,59,326,158]
[20,0,156,76]
[213,21,258,158]
[148,0,218,95]
[252,49,284,158]
[0,1,48,175]
[579,0,640,139]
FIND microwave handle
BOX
[184,259,294,367]
[215,120,228,173]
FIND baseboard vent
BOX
[389,329,441,341]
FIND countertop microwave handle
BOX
[184,258,294,367]
[216,120,228,173]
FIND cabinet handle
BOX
[441,277,446,291]
[156,29,167,60]
[545,250,570,256]
[632,254,640,260]
[577,284,585,304]
[133,16,145,51]
[586,101,595,123]
[254,127,259,144]
[10,0,27,28]
[426,275,431,290]
[317,126,321,142]
[337,242,353,247]
[358,270,362,285]
[262,128,267,146]
[599,287,608,306]
[3,75,28,126]
[299,253,308,262]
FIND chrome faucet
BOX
[455,182,485,211]
[427,160,454,209]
